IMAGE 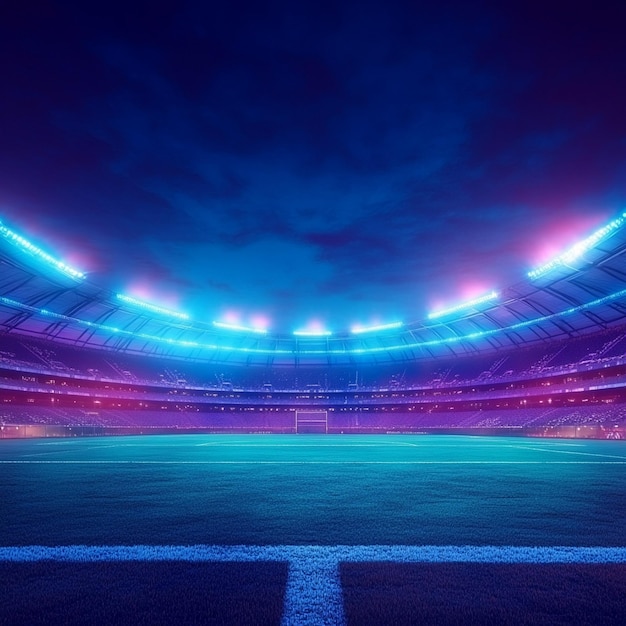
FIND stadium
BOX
[2,215,626,438]
[1,215,626,624]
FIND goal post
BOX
[295,410,328,434]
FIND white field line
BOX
[191,440,537,449]
[34,440,138,445]
[508,445,626,460]
[516,437,585,448]
[3,544,626,563]
[36,441,80,446]
[195,443,420,447]
[82,444,137,450]
[19,451,87,458]
[2,544,626,626]
[21,445,131,456]
[0,455,626,465]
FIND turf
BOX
[341,562,626,625]
[0,561,287,625]
[0,434,625,547]
[2,434,626,624]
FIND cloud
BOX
[1,1,624,329]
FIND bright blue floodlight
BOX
[528,213,626,279]
[116,294,189,321]
[293,329,332,337]
[0,220,85,280]
[428,290,499,321]
[213,321,268,334]
[351,321,403,334]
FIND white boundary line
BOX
[2,544,626,626]
[1,459,626,465]
[194,443,412,447]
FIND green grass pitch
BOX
[2,434,626,624]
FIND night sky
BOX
[1,1,625,332]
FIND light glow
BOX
[528,213,626,279]
[351,321,403,334]
[293,329,333,337]
[116,294,189,321]
[1,288,625,355]
[428,291,498,320]
[213,321,268,334]
[0,220,85,280]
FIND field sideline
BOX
[2,434,626,624]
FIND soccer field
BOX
[2,434,625,546]
[2,434,626,624]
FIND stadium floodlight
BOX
[427,290,499,321]
[213,321,268,334]
[2,287,626,355]
[528,213,626,280]
[350,321,403,334]
[116,294,189,321]
[0,220,85,280]
[293,329,332,337]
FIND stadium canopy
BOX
[1,217,626,366]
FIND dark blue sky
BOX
[1,1,625,331]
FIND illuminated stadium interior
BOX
[5,3,626,622]
[1,213,626,438]
[2,216,626,623]
[0,216,626,626]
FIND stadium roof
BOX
[1,216,626,366]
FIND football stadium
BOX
[1,216,626,624]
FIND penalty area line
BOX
[508,445,626,461]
